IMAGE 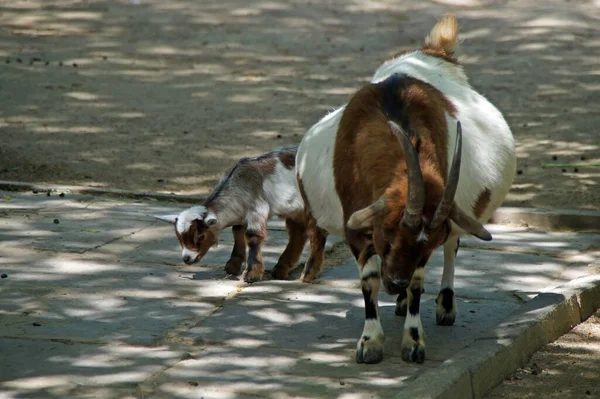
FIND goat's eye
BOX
[196,234,205,244]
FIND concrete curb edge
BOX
[396,275,600,399]
[0,180,204,204]
[491,207,600,232]
[1,180,599,232]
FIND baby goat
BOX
[174,146,307,283]
[296,15,516,364]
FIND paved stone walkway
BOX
[0,191,598,399]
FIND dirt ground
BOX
[0,0,599,209]
[486,308,600,399]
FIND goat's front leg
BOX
[224,225,246,275]
[436,236,459,326]
[243,205,269,283]
[401,267,426,363]
[272,216,308,280]
[347,232,384,364]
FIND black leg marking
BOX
[440,287,454,312]
[409,327,420,342]
[455,238,460,257]
[408,286,421,316]
[362,286,377,320]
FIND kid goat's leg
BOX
[272,216,308,279]
[347,231,384,364]
[243,203,269,283]
[436,236,460,326]
[224,225,246,275]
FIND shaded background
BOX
[0,0,598,209]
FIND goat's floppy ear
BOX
[347,197,385,230]
[153,214,179,224]
[449,206,492,241]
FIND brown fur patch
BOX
[333,75,456,221]
[175,220,217,261]
[297,174,327,283]
[271,217,308,279]
[277,150,296,170]
[420,48,458,64]
[473,188,491,218]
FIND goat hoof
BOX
[355,334,384,364]
[300,269,319,283]
[243,264,265,283]
[401,328,426,364]
[435,288,456,326]
[395,297,407,317]
[224,259,243,275]
[271,263,290,280]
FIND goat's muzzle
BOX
[382,276,409,295]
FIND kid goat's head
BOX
[347,121,492,295]
[174,206,219,265]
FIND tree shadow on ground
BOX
[0,0,598,209]
[1,191,597,398]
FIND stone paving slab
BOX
[1,191,599,399]
[182,280,519,361]
[140,346,430,399]
[0,339,185,399]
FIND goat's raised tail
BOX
[424,14,459,56]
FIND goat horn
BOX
[430,121,462,229]
[388,121,424,228]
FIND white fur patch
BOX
[176,206,208,234]
[441,236,459,289]
[262,161,304,218]
[417,229,428,243]
[296,107,346,237]
[361,318,384,339]
[360,255,381,278]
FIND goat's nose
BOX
[392,278,410,288]
[183,255,192,264]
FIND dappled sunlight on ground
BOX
[1,192,598,397]
[0,0,598,208]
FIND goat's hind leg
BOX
[272,216,308,280]
[436,236,459,326]
[224,225,246,275]
[300,216,327,283]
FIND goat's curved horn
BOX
[430,121,462,229]
[388,121,424,228]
